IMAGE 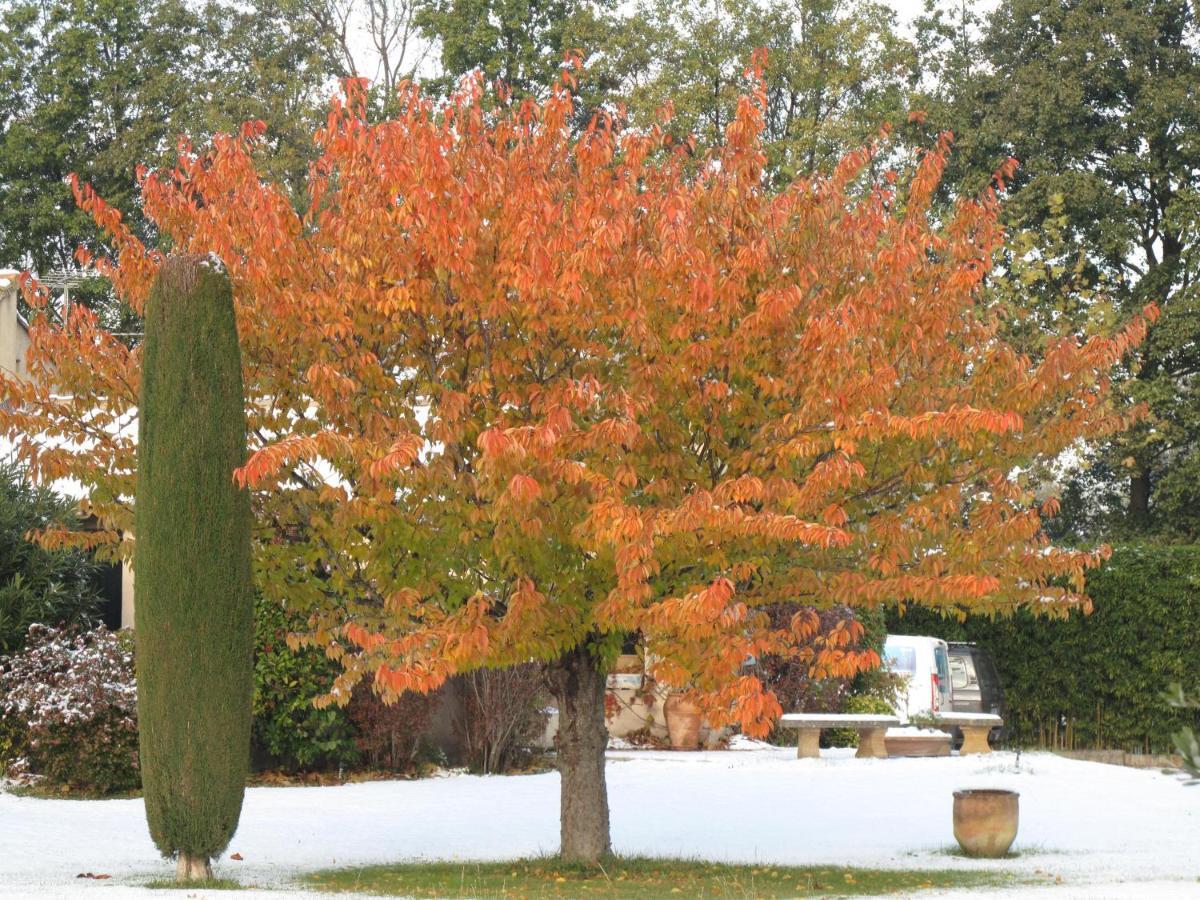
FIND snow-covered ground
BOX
[2,745,1199,898]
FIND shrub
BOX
[0,624,139,793]
[886,543,1200,752]
[347,685,438,772]
[1165,683,1200,784]
[453,664,547,773]
[824,694,896,748]
[0,714,23,766]
[252,597,359,772]
[0,464,101,654]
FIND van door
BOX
[933,642,952,713]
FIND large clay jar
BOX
[663,694,702,750]
[953,789,1019,858]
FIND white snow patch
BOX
[2,749,1199,897]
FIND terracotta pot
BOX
[663,695,702,750]
[953,789,1019,858]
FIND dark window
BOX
[96,563,123,629]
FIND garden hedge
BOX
[885,543,1200,752]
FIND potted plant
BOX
[663,693,703,750]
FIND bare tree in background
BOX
[287,0,433,96]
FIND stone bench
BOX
[931,713,1004,755]
[778,713,901,759]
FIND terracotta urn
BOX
[663,694,702,750]
[953,789,1019,858]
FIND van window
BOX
[884,646,917,674]
[949,656,971,689]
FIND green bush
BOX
[253,597,359,772]
[0,463,101,654]
[824,695,896,749]
[1165,683,1200,783]
[0,715,23,766]
[886,543,1200,753]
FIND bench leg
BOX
[796,729,821,759]
[855,727,888,759]
[959,726,991,755]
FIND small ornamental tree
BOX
[0,59,1151,860]
[136,256,254,881]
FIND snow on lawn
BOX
[2,745,1199,898]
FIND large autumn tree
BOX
[2,61,1149,860]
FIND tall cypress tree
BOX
[135,255,253,882]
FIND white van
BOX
[883,634,952,721]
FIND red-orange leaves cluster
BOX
[0,62,1149,738]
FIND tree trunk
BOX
[1129,466,1151,525]
[175,853,212,883]
[546,643,611,863]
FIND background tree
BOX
[280,0,434,113]
[0,0,328,274]
[603,0,916,178]
[913,0,1200,537]
[135,256,254,881]
[415,0,611,99]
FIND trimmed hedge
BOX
[885,543,1200,752]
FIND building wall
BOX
[0,269,30,381]
[121,557,135,629]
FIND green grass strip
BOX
[305,856,1030,897]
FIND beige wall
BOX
[0,269,30,382]
[605,668,669,740]
[120,559,135,630]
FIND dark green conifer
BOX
[135,254,253,881]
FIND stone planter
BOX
[663,694,702,750]
[953,789,1019,858]
[885,727,951,758]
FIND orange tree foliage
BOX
[0,61,1152,737]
